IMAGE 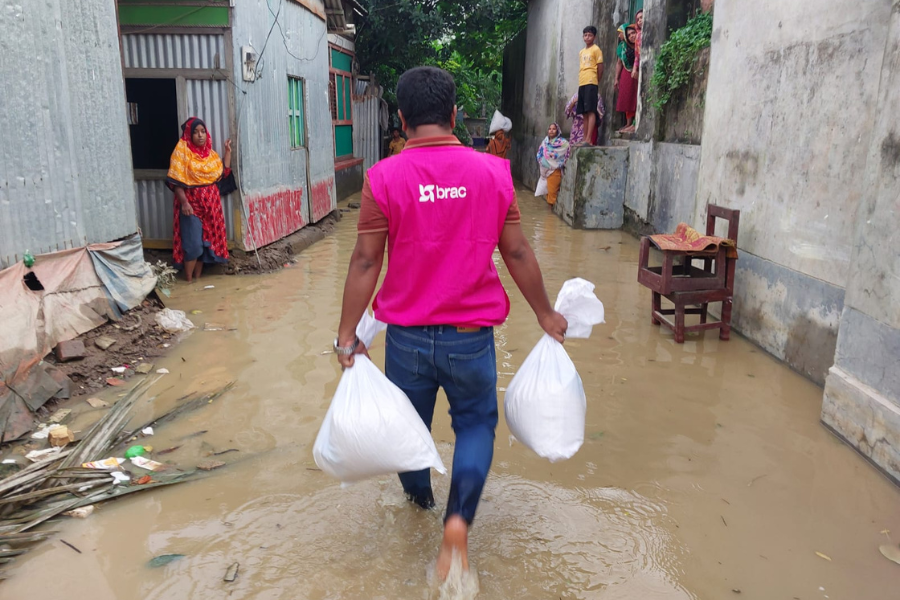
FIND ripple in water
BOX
[137,471,692,599]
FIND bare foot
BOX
[436,515,468,580]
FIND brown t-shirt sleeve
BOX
[357,173,389,234]
[505,195,521,224]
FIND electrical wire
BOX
[266,0,328,64]
[254,0,284,79]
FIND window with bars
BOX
[288,76,306,149]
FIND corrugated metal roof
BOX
[324,0,365,35]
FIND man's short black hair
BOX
[397,66,456,130]
[583,25,598,35]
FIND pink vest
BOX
[367,145,515,327]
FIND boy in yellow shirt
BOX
[577,25,604,146]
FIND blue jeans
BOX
[385,325,498,525]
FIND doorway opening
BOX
[125,78,179,170]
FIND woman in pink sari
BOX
[565,92,604,146]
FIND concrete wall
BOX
[556,147,628,229]
[693,0,893,384]
[623,141,701,237]
[0,0,137,268]
[232,0,336,248]
[822,0,900,483]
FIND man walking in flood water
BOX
[334,66,568,579]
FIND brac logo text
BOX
[419,184,467,203]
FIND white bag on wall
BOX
[313,312,447,484]
[504,278,605,462]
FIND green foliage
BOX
[356,0,526,119]
[453,119,472,146]
[649,12,713,110]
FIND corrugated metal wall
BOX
[232,0,336,246]
[134,180,236,244]
[122,33,236,244]
[0,1,137,269]
[353,96,384,172]
[122,34,226,70]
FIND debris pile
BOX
[0,380,235,578]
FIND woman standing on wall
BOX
[535,123,571,207]
[623,9,645,134]
[565,91,604,145]
[166,117,232,283]
[615,25,639,132]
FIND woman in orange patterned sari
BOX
[166,117,232,283]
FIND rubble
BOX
[55,340,86,363]
[94,336,117,351]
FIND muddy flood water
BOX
[5,186,899,599]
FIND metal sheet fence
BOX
[352,96,383,172]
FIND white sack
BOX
[504,278,605,462]
[154,308,195,333]
[534,177,549,197]
[489,110,513,134]
[313,312,446,484]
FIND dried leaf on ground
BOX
[815,551,832,561]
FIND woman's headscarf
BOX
[618,25,637,70]
[167,117,223,188]
[536,124,570,170]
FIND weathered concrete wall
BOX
[694,0,893,383]
[505,0,630,188]
[0,0,137,268]
[822,0,900,483]
[622,141,701,237]
[556,147,628,229]
[232,0,336,246]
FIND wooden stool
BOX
[637,205,740,343]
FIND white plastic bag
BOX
[504,278,605,462]
[154,308,195,333]
[313,312,446,484]
[534,177,549,197]
[489,110,513,134]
